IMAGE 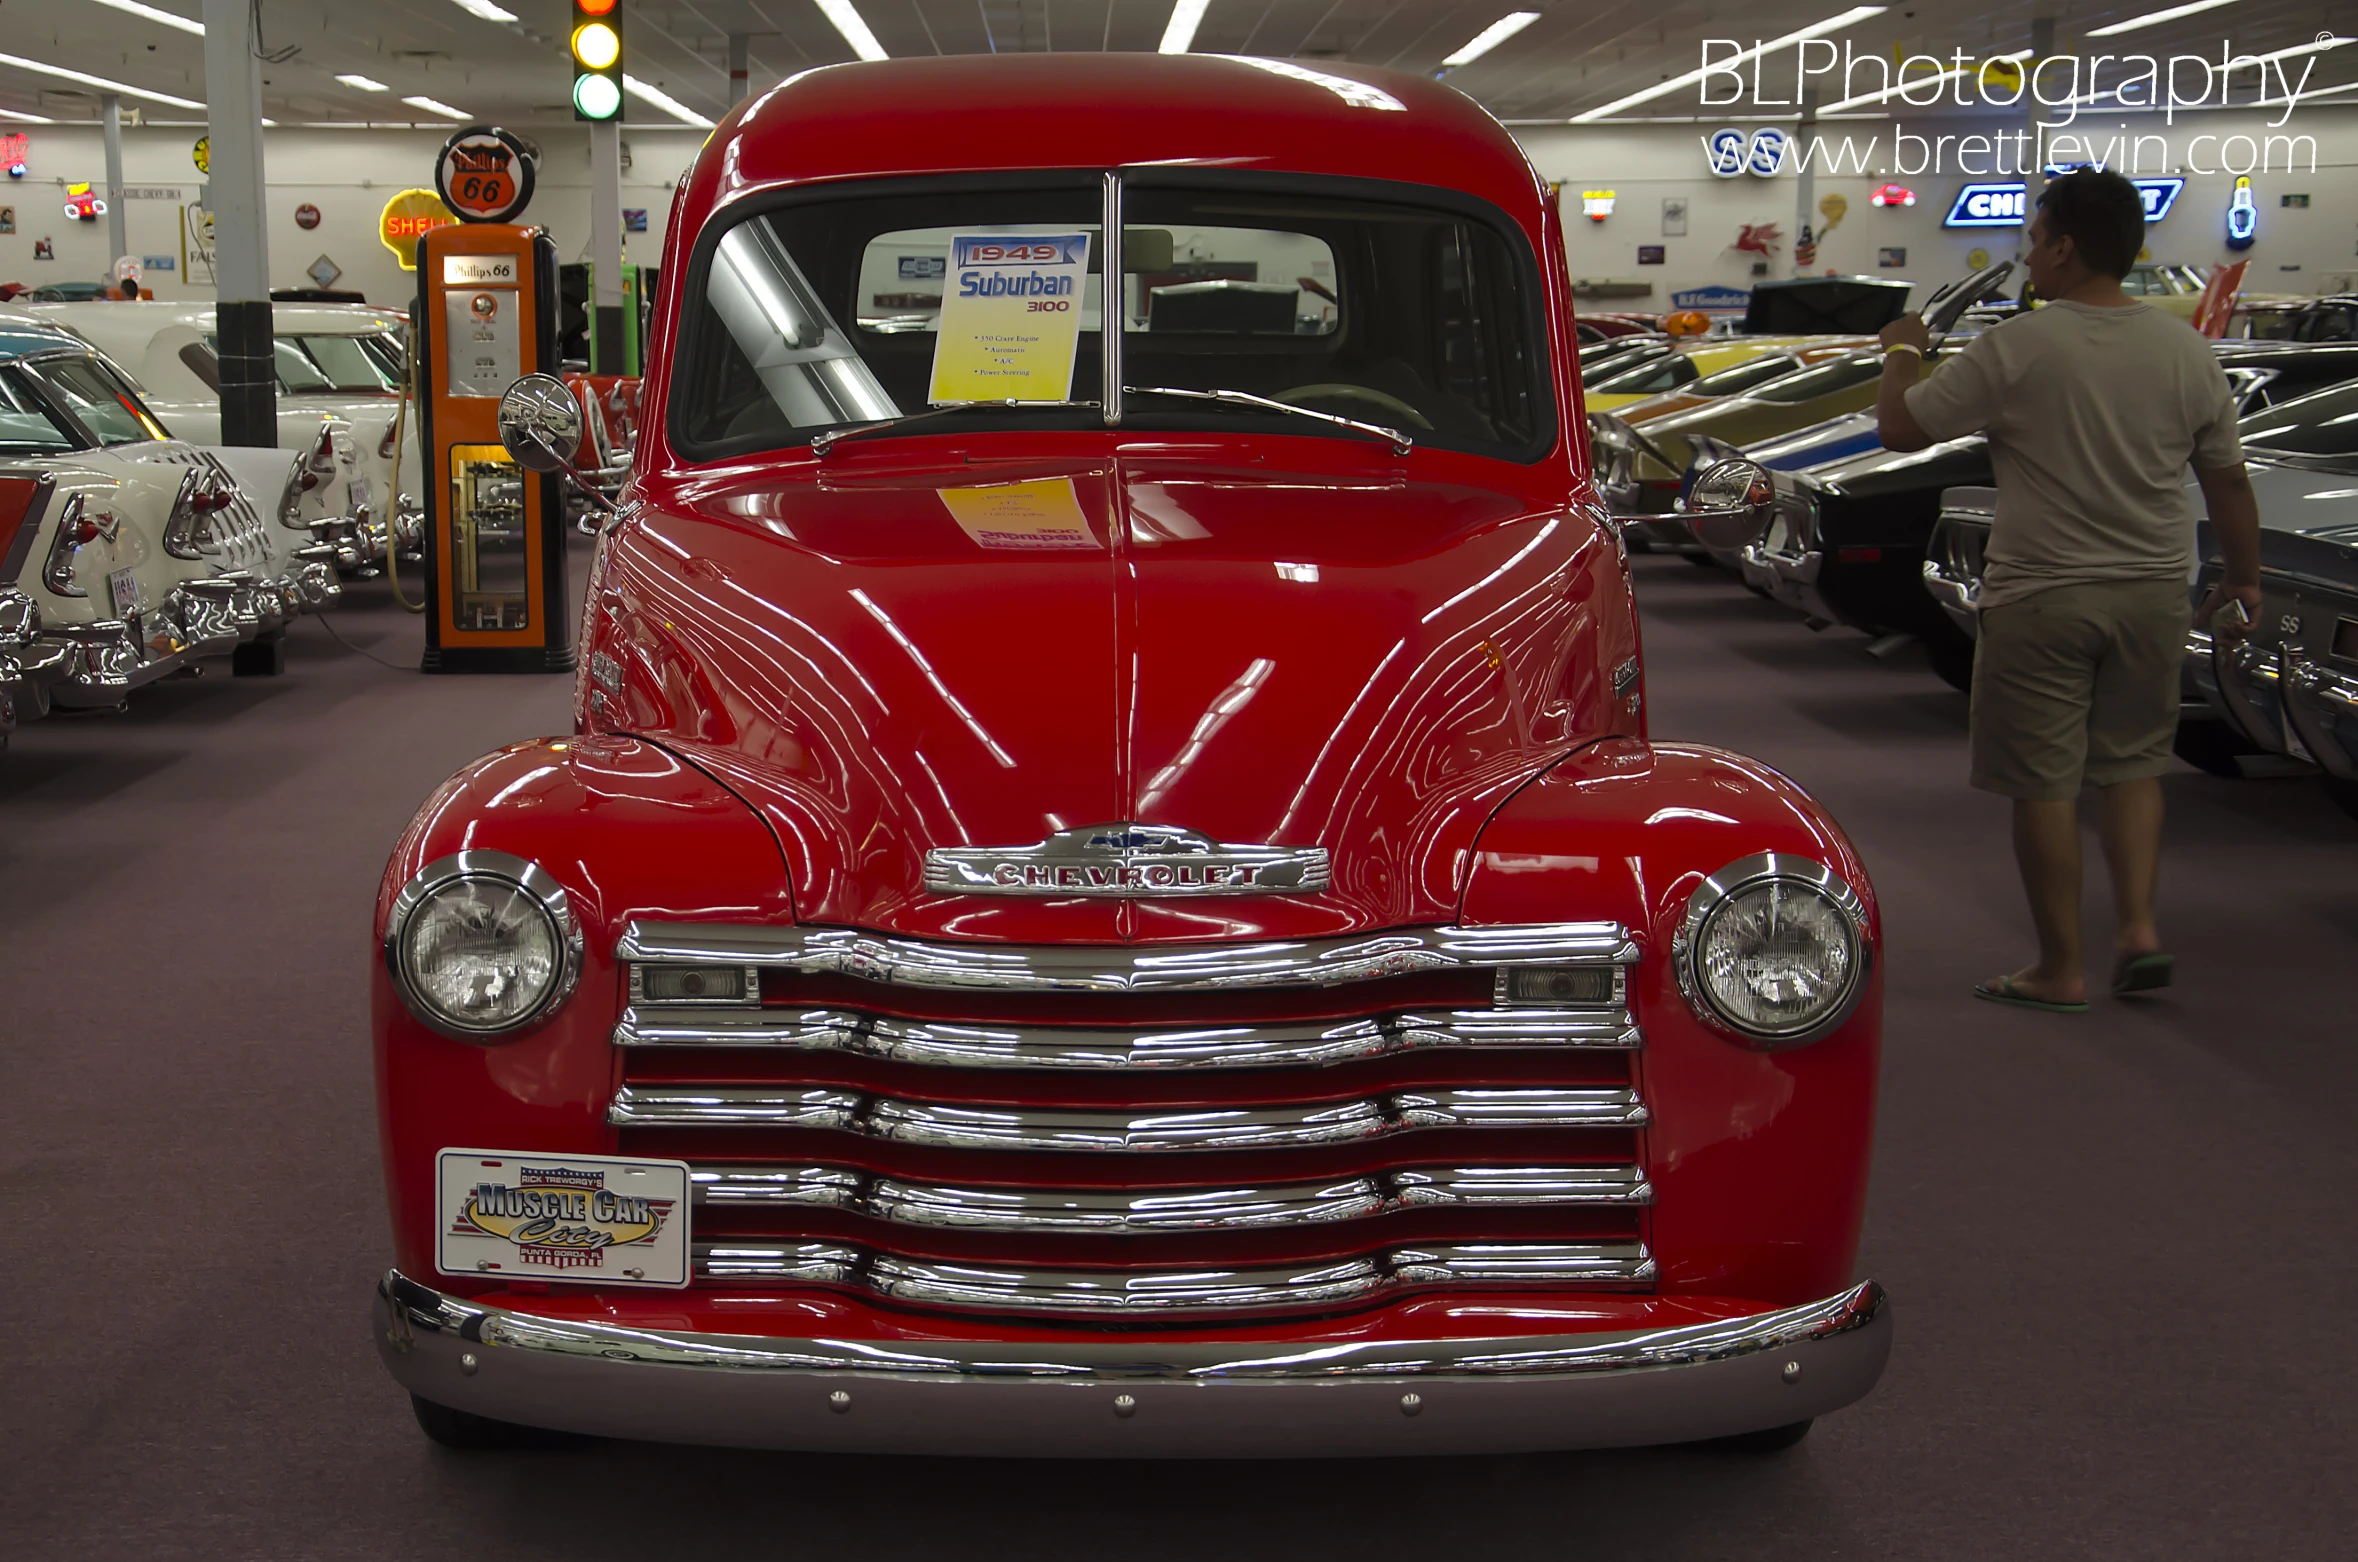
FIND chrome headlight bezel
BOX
[1672,852,1871,1049]
[383,849,583,1042]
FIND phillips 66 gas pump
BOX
[412,126,574,673]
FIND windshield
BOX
[1748,353,1883,405]
[27,355,165,446]
[2238,378,2358,467]
[0,367,81,455]
[673,174,1551,461]
[1587,353,1698,395]
[287,333,399,392]
[1686,354,1803,397]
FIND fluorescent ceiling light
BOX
[2086,0,2243,39]
[402,94,471,119]
[1821,48,2031,114]
[0,50,204,109]
[816,0,888,61]
[1161,0,1209,55]
[336,74,390,92]
[624,73,715,127]
[0,107,56,123]
[448,0,518,22]
[1572,6,1886,121]
[85,0,205,35]
[1443,12,1540,69]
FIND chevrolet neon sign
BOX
[1944,177,2186,228]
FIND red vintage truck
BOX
[371,51,1886,1456]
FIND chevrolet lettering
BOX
[926,823,1332,896]
[372,52,1890,1460]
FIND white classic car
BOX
[0,315,344,719]
[26,300,421,573]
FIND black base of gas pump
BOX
[422,646,577,674]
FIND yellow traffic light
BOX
[572,21,621,70]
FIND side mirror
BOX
[496,373,585,474]
[1678,459,1775,552]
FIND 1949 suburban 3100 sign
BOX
[369,52,1889,1457]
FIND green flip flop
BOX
[2111,953,2175,996]
[1973,975,2090,1013]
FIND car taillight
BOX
[379,425,399,460]
[300,423,338,491]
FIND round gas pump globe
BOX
[573,74,623,120]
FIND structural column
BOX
[2022,16,2057,260]
[728,33,750,105]
[101,94,128,285]
[589,117,624,370]
[200,0,276,446]
[1792,89,1817,278]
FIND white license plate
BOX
[435,1148,691,1288]
[108,566,141,619]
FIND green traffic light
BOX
[574,73,622,120]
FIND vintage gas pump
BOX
[412,126,573,674]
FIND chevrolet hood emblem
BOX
[924,823,1331,897]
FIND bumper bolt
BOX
[828,1390,852,1413]
[1113,1394,1138,1419]
[1781,1360,1803,1384]
[459,1352,479,1377]
[1399,1393,1423,1417]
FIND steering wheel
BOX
[1272,383,1434,430]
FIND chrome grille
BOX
[615,919,1653,1319]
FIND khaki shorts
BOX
[1971,578,2192,800]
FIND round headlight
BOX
[1675,853,1869,1046]
[386,851,581,1040]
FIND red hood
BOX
[600,441,1632,942]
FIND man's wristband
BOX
[1882,343,1923,363]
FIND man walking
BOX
[1873,168,2263,1010]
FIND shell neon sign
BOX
[378,187,457,271]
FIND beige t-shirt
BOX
[1905,300,2243,609]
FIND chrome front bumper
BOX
[2209,628,2358,777]
[1740,543,1835,621]
[374,1270,1891,1457]
[1921,559,1978,640]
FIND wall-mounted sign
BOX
[1671,285,1752,312]
[1943,178,2185,228]
[379,187,458,271]
[1707,127,1790,178]
[120,187,182,201]
[33,237,53,260]
[1637,245,1665,265]
[142,254,175,271]
[1818,193,1847,237]
[192,135,209,174]
[2227,176,2257,251]
[2281,193,2310,208]
[623,207,647,232]
[1582,189,1615,223]
[63,183,104,221]
[1661,197,1688,236]
[1878,247,1908,268]
[1732,222,1781,257]
[433,125,537,224]
[308,254,343,289]
[1966,247,1990,269]
[1706,127,1747,178]
[1871,183,1916,208]
[0,207,12,234]
[0,131,27,177]
[899,255,947,280]
[1795,225,1818,268]
[294,202,321,231]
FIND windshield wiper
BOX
[811,398,1100,457]
[1123,385,1414,456]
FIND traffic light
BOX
[571,0,623,122]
